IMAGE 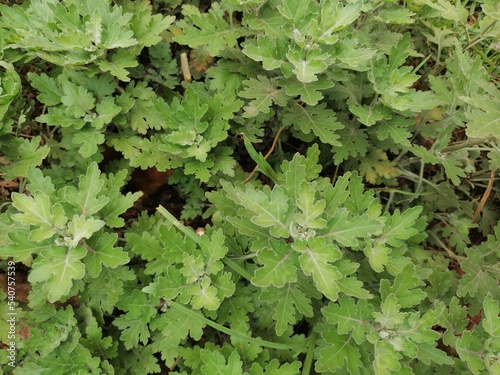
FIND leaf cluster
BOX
[0,0,499,374]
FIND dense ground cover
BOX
[0,0,499,373]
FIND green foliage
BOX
[0,0,174,80]
[0,0,499,374]
[0,61,21,134]
[3,163,140,302]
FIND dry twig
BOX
[471,169,496,223]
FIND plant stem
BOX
[429,232,466,261]
[168,300,308,352]
[223,257,253,282]
[441,137,496,153]
[465,19,497,51]
[157,205,201,243]
[301,330,317,375]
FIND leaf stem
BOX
[441,137,496,153]
[301,330,317,375]
[168,300,308,352]
[157,205,201,244]
[464,19,497,51]
[397,168,438,190]
[223,257,253,282]
[429,231,466,261]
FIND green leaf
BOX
[388,33,411,73]
[482,0,500,21]
[296,237,343,301]
[282,103,344,147]
[235,185,291,238]
[483,293,500,338]
[127,2,175,47]
[415,342,454,366]
[280,77,334,106]
[334,43,376,69]
[277,0,315,23]
[66,125,105,158]
[373,293,406,328]
[335,260,372,299]
[373,340,402,374]
[98,9,136,49]
[25,165,56,197]
[253,240,298,287]
[322,208,382,247]
[243,36,287,71]
[374,6,415,24]
[84,231,129,278]
[28,246,87,302]
[189,277,222,311]
[315,325,363,374]
[238,75,288,118]
[322,295,374,344]
[127,225,189,275]
[0,232,53,261]
[380,264,427,308]
[65,215,105,248]
[323,172,350,215]
[143,266,189,302]
[80,306,116,356]
[60,80,95,118]
[348,101,391,127]
[200,349,243,375]
[98,49,138,82]
[11,191,67,242]
[419,0,468,23]
[0,136,50,180]
[286,49,328,83]
[61,162,110,217]
[0,61,21,117]
[84,266,135,314]
[218,289,254,331]
[199,229,228,275]
[439,297,469,347]
[259,283,313,336]
[279,144,322,202]
[127,86,164,135]
[99,170,142,228]
[364,242,392,273]
[457,246,500,301]
[174,3,245,56]
[456,331,487,374]
[151,305,206,367]
[376,116,413,147]
[332,123,368,163]
[248,359,301,375]
[462,80,500,139]
[318,0,363,35]
[382,90,438,112]
[411,145,467,186]
[295,181,327,229]
[245,8,286,39]
[114,290,157,349]
[382,207,423,247]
